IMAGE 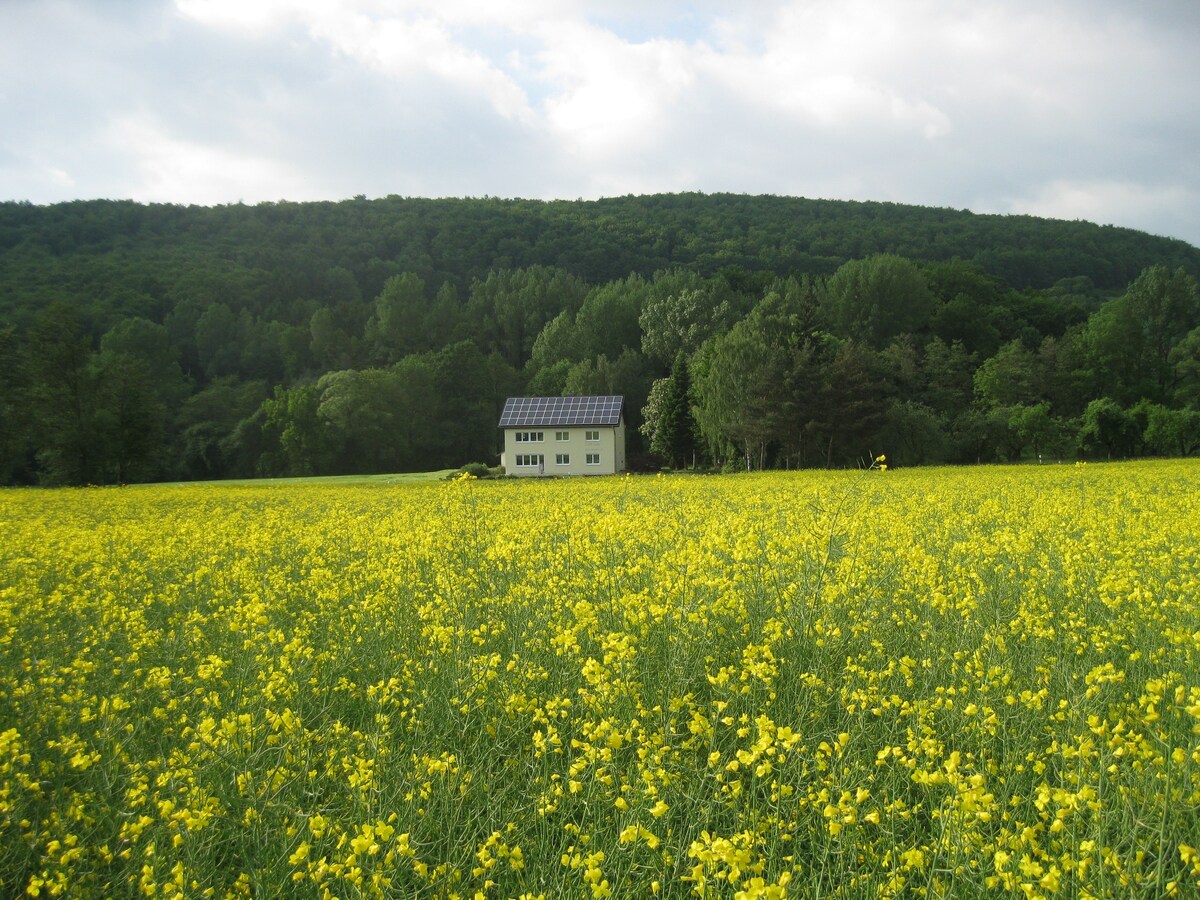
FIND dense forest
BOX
[1,192,1198,484]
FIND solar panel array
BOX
[499,395,623,428]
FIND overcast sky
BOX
[3,0,1199,246]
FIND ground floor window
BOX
[556,453,570,465]
[586,452,600,465]
[516,454,544,467]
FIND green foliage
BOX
[1078,397,1142,459]
[365,272,428,363]
[822,254,935,348]
[1169,326,1200,407]
[880,401,951,466]
[176,377,270,480]
[260,383,335,477]
[648,352,699,468]
[693,320,780,469]
[639,269,736,368]
[1141,403,1200,456]
[1080,266,1200,405]
[973,339,1043,409]
[468,266,588,369]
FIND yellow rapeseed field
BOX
[1,461,1199,898]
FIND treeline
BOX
[650,260,1200,471]
[0,194,1198,484]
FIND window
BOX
[585,430,600,442]
[555,453,570,465]
[586,452,600,465]
[515,454,544,467]
[515,431,544,443]
[555,431,570,442]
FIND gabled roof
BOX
[499,395,623,428]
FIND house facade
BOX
[499,396,626,476]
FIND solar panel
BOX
[498,395,623,428]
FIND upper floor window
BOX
[585,430,600,442]
[515,431,544,443]
[555,431,570,442]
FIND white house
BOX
[499,396,626,476]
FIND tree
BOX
[0,325,32,483]
[1125,266,1200,399]
[526,359,572,396]
[1168,325,1200,408]
[93,317,187,482]
[880,401,950,466]
[1077,398,1140,459]
[693,322,779,470]
[468,266,589,368]
[929,293,1002,358]
[424,281,468,348]
[366,272,427,364]
[94,349,167,483]
[649,352,699,468]
[1036,333,1091,418]
[431,341,499,466]
[26,302,105,485]
[822,254,935,348]
[528,311,581,373]
[101,317,189,404]
[1081,266,1200,404]
[639,377,670,453]
[1140,403,1200,457]
[575,274,648,361]
[924,259,1005,356]
[1005,402,1068,461]
[639,270,735,368]
[806,341,887,467]
[312,360,464,474]
[176,378,270,480]
[920,338,976,415]
[259,383,336,476]
[949,408,1007,464]
[973,340,1042,409]
[383,355,441,470]
[194,302,242,380]
[310,307,361,371]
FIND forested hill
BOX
[2,192,1199,485]
[3,194,1199,321]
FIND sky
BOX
[3,0,1199,247]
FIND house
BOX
[499,396,626,476]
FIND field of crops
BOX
[2,461,1199,898]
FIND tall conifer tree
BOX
[653,351,698,468]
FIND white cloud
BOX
[535,22,697,157]
[173,0,322,33]
[1005,179,1200,240]
[104,114,317,205]
[176,0,536,122]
